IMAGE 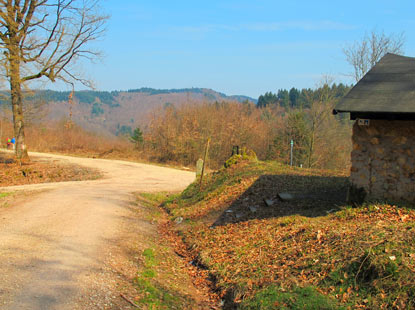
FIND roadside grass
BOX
[134,247,182,309]
[0,192,11,198]
[0,190,51,209]
[144,159,415,309]
[131,194,218,309]
[140,192,177,206]
[0,191,13,208]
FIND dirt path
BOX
[0,152,195,310]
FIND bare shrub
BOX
[145,102,277,168]
[25,119,132,157]
[145,100,352,171]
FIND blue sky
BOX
[78,0,415,98]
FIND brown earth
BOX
[0,151,205,310]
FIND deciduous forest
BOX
[1,82,353,171]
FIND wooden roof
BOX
[334,53,415,114]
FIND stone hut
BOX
[334,53,415,203]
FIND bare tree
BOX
[0,0,107,160]
[343,30,405,82]
[303,76,337,168]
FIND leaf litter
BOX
[0,152,101,186]
[158,160,415,309]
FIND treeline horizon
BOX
[0,83,352,109]
[0,87,258,108]
[257,83,351,109]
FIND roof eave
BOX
[332,110,415,120]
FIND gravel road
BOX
[0,152,195,310]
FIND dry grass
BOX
[26,121,131,156]
[152,160,415,309]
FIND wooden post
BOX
[199,138,210,187]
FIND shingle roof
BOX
[334,53,415,114]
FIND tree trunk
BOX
[307,123,315,168]
[0,111,3,144]
[9,58,29,162]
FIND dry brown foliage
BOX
[145,102,282,168]
[145,101,351,170]
[1,99,352,171]
[24,119,131,157]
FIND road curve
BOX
[0,152,195,310]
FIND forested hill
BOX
[0,87,257,137]
[0,85,351,139]
[0,87,256,107]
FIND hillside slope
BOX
[147,158,415,309]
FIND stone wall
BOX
[350,120,415,203]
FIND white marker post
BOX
[290,139,293,167]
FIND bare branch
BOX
[0,0,108,159]
[343,30,405,82]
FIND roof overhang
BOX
[333,53,415,117]
[333,110,415,120]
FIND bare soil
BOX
[0,151,199,310]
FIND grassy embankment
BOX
[142,157,415,309]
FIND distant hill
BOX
[0,88,257,136]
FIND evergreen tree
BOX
[277,89,290,108]
[289,87,300,108]
[257,92,278,108]
[130,127,144,149]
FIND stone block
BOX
[353,143,362,151]
[379,170,388,177]
[403,164,412,171]
[371,159,383,167]
[376,147,385,155]
[370,137,380,145]
[392,136,407,145]
[397,157,407,166]
[366,126,380,136]
[385,129,398,137]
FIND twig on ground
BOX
[120,293,142,309]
